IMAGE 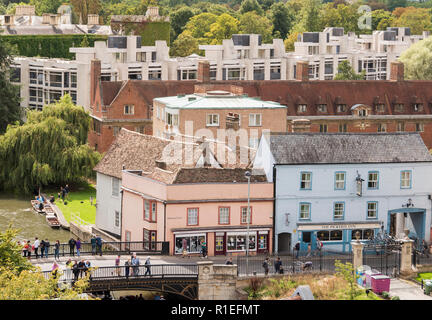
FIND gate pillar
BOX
[351,240,364,270]
[400,239,415,274]
[197,261,238,300]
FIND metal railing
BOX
[236,249,353,276]
[41,264,198,282]
[25,241,169,259]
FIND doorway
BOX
[277,233,291,254]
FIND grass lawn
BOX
[416,273,432,282]
[45,183,96,225]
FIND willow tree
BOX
[0,95,101,194]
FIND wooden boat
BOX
[31,200,45,214]
[46,214,61,228]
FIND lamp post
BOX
[245,170,251,276]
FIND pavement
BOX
[389,278,432,300]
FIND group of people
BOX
[64,259,92,282]
[293,237,323,258]
[67,235,103,257]
[58,185,70,202]
[122,253,152,278]
[262,257,284,276]
[19,238,61,260]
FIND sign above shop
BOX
[297,222,381,231]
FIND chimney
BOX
[291,119,311,132]
[42,13,50,24]
[296,61,309,81]
[390,61,404,81]
[90,59,101,108]
[197,60,210,83]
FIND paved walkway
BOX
[389,278,432,300]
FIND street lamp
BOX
[245,170,251,276]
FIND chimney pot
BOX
[390,61,404,81]
[296,61,309,82]
[197,60,210,83]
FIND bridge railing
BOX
[41,264,198,282]
[26,241,169,259]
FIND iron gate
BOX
[363,244,401,277]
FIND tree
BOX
[334,60,366,80]
[170,6,197,40]
[386,0,407,12]
[295,0,322,33]
[269,2,295,39]
[206,13,239,45]
[284,31,301,51]
[239,0,263,15]
[393,7,432,34]
[0,95,102,194]
[29,0,63,15]
[181,12,218,44]
[319,3,361,33]
[239,11,273,42]
[334,260,361,300]
[399,37,432,80]
[0,226,90,300]
[372,9,393,30]
[80,34,89,47]
[0,36,21,134]
[70,0,101,24]
[169,33,200,57]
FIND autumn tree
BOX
[392,7,432,34]
[70,0,101,24]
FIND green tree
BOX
[29,0,63,15]
[334,60,366,80]
[170,6,197,40]
[295,0,322,32]
[239,0,263,15]
[80,34,89,47]
[169,33,200,56]
[181,12,218,43]
[386,0,407,11]
[284,31,301,51]
[0,36,21,134]
[239,11,273,43]
[319,3,361,33]
[0,226,90,300]
[372,9,393,30]
[0,95,101,194]
[334,260,361,300]
[399,37,432,80]
[269,2,295,39]
[206,13,239,44]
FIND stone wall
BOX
[198,261,238,300]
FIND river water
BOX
[0,194,71,243]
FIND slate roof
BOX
[94,128,264,184]
[268,132,432,164]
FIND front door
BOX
[257,233,269,254]
[301,231,311,252]
[215,234,225,255]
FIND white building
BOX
[253,132,432,253]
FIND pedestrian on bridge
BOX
[76,238,81,257]
[125,259,131,279]
[68,238,76,256]
[40,239,46,259]
[90,236,96,255]
[96,236,102,256]
[33,237,40,259]
[144,257,151,277]
[131,253,140,277]
[44,239,50,258]
[115,255,121,276]
[54,240,60,261]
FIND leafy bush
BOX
[381,291,390,299]
[391,295,400,300]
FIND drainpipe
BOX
[120,189,124,241]
[272,165,276,254]
[163,201,167,241]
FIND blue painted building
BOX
[253,132,432,253]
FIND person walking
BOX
[182,238,188,258]
[68,238,76,256]
[90,236,96,255]
[316,237,323,256]
[33,237,40,259]
[131,253,140,277]
[201,241,207,258]
[125,259,131,279]
[115,255,121,277]
[274,256,283,274]
[294,242,300,258]
[306,243,312,258]
[262,257,270,276]
[72,261,79,283]
[54,240,60,260]
[44,239,50,258]
[96,236,102,256]
[76,238,81,257]
[144,256,151,277]
[40,239,46,259]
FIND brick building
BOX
[89,59,432,153]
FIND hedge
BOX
[1,34,108,59]
[139,21,171,46]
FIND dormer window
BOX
[413,103,423,112]
[297,104,307,113]
[394,103,404,112]
[317,104,327,112]
[336,104,346,113]
[358,109,368,117]
[375,104,385,113]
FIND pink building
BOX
[100,128,274,256]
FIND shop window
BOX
[175,235,205,254]
[227,234,256,252]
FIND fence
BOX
[236,249,353,276]
[413,249,432,267]
[363,248,401,277]
[41,264,198,282]
[26,241,169,259]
